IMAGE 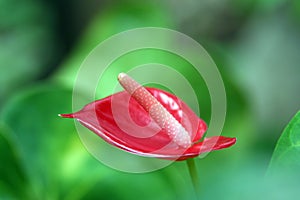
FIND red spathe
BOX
[60,87,236,161]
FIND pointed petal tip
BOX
[227,137,237,145]
[232,137,237,143]
[58,113,75,118]
[218,136,237,147]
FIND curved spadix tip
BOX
[118,72,127,81]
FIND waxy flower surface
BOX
[60,73,236,161]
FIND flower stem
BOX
[187,158,199,197]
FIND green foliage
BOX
[0,85,98,199]
[53,1,173,91]
[0,0,58,105]
[1,0,300,199]
[0,125,30,199]
[268,111,300,173]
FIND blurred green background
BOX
[1,0,300,199]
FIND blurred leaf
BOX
[232,0,287,13]
[0,84,106,199]
[229,10,300,137]
[0,124,31,199]
[53,0,173,90]
[200,161,300,200]
[0,0,59,106]
[268,111,300,173]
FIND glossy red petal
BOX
[61,87,236,161]
[175,136,237,161]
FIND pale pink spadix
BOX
[118,73,192,148]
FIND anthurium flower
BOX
[60,73,236,161]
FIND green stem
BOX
[187,158,199,197]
